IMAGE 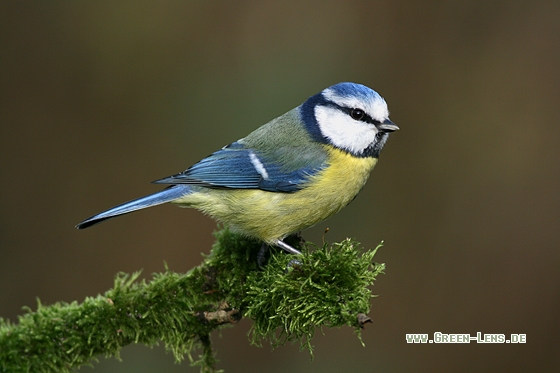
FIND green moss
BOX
[0,227,384,373]
[245,239,384,352]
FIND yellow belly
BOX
[172,147,377,243]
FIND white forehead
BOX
[322,86,389,121]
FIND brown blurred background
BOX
[1,1,559,372]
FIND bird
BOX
[76,82,398,255]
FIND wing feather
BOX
[153,141,325,193]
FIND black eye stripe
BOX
[334,105,379,125]
[320,101,381,125]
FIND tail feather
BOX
[76,186,190,229]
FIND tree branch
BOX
[0,228,385,373]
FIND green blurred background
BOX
[1,1,559,372]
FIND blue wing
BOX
[153,141,326,192]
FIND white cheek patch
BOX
[249,151,270,180]
[315,106,378,154]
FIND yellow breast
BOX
[173,146,377,243]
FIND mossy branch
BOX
[0,228,385,373]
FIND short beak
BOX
[376,119,399,133]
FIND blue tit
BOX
[76,82,398,255]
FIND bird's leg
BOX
[274,240,302,255]
[257,243,270,268]
[258,238,302,268]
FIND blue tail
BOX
[76,185,191,229]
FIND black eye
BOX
[350,108,365,121]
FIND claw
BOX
[285,259,302,273]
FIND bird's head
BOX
[300,82,398,158]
